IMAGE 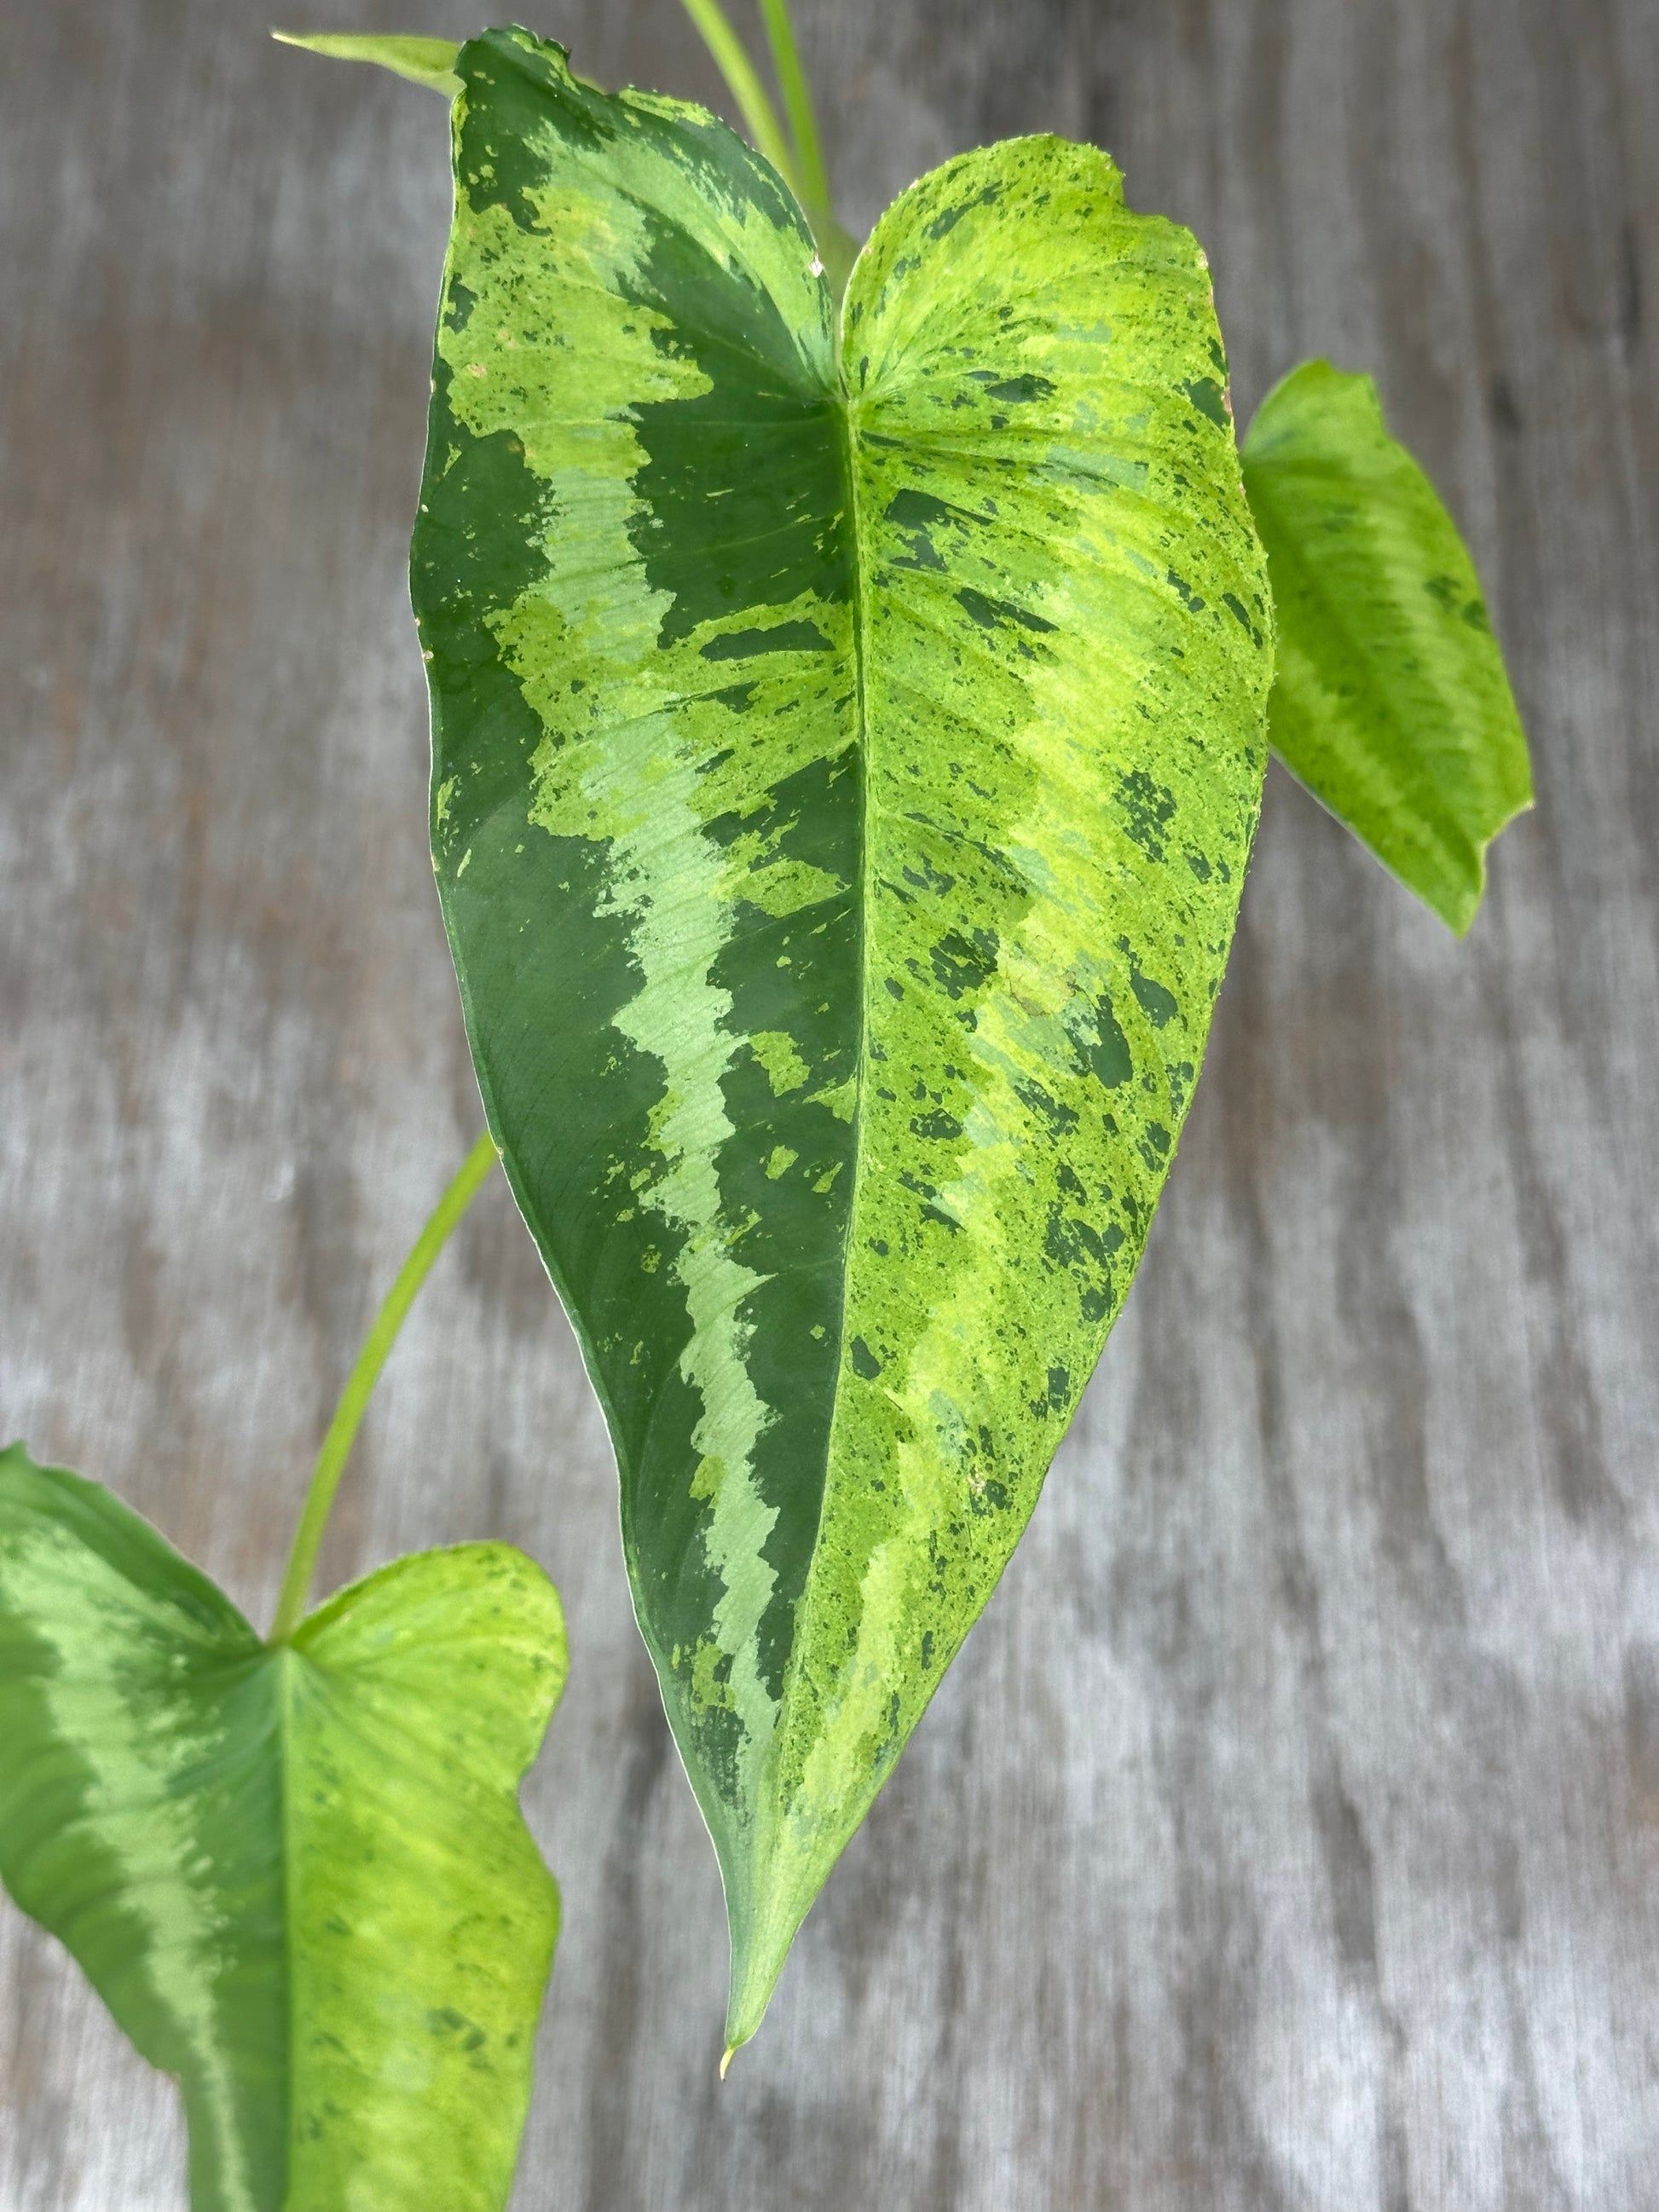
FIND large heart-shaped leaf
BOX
[413,27,1272,2049]
[0,1443,565,2212]
[1241,359,1532,933]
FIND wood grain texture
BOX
[1,1,1655,2204]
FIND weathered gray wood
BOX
[3,1,1656,2204]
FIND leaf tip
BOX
[720,2045,735,2082]
[1440,781,1535,936]
[270,29,463,97]
[722,1919,790,2058]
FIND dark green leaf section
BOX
[1242,359,1532,932]
[413,28,1272,2047]
[0,1442,564,2212]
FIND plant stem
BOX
[756,0,830,225]
[676,0,802,197]
[268,1129,500,1643]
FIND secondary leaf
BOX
[1241,359,1532,933]
[0,1442,565,2212]
[273,31,463,97]
[413,28,1272,2049]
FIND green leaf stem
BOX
[413,28,1273,2051]
[1242,359,1532,932]
[0,1443,565,2212]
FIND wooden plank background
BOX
[3,1,1656,2204]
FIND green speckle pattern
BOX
[413,28,1272,2047]
[1242,359,1532,933]
[0,1444,565,2212]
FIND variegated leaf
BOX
[1242,359,1532,933]
[0,1443,565,2212]
[413,27,1273,2050]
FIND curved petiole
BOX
[268,1128,500,1643]
[676,0,803,198]
[757,0,831,228]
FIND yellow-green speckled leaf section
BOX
[414,28,1271,2048]
[0,1444,565,2212]
[1242,360,1532,933]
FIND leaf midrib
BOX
[744,327,879,1820]
[811,349,875,1660]
[278,1640,299,2212]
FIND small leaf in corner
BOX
[0,1441,566,2212]
[273,30,463,97]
